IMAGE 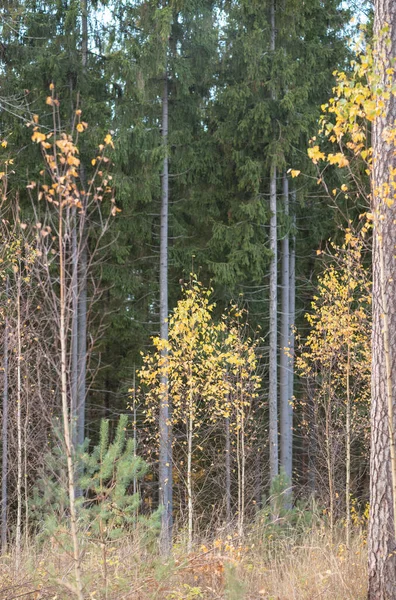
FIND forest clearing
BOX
[0,0,396,598]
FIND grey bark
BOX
[1,278,9,553]
[225,416,231,522]
[269,0,278,485]
[269,162,278,483]
[76,0,88,450]
[280,173,291,490]
[159,69,172,554]
[71,208,78,450]
[288,191,295,410]
[77,240,87,449]
[368,2,396,597]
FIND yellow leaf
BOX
[46,96,54,106]
[1,140,7,148]
[290,169,301,178]
[31,131,46,143]
[76,123,84,133]
[49,83,55,90]
[308,145,326,164]
[104,133,114,148]
[91,159,96,166]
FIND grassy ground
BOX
[0,523,367,599]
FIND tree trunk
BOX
[269,161,278,483]
[59,206,84,600]
[187,410,193,553]
[269,0,278,485]
[1,278,9,553]
[368,2,396,598]
[15,266,22,568]
[288,190,295,481]
[76,0,89,451]
[159,69,172,554]
[225,416,231,523]
[71,208,78,450]
[280,173,291,496]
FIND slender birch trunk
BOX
[71,208,78,451]
[225,416,231,523]
[59,206,84,600]
[325,385,334,536]
[239,397,245,538]
[24,375,29,548]
[76,0,89,451]
[1,277,9,553]
[288,191,295,426]
[280,174,291,501]
[269,0,278,485]
[187,409,193,552]
[345,338,351,547]
[269,161,278,483]
[15,265,22,569]
[159,68,172,554]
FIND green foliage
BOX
[79,414,154,540]
[225,563,246,600]
[258,469,318,540]
[30,416,159,543]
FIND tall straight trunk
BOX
[59,206,84,600]
[345,338,351,547]
[288,191,295,417]
[368,2,396,598]
[225,416,231,523]
[1,277,9,553]
[325,389,334,535]
[187,404,193,552]
[237,394,245,538]
[159,69,172,554]
[71,208,78,450]
[288,191,295,491]
[15,267,22,568]
[76,0,89,450]
[269,161,278,483]
[280,173,291,494]
[77,239,87,449]
[269,0,278,485]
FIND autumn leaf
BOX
[308,145,326,164]
[31,131,46,143]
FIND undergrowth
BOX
[0,518,367,599]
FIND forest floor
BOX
[0,522,366,599]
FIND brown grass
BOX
[0,523,367,599]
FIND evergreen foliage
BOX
[30,416,158,542]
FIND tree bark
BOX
[1,277,9,553]
[225,416,231,522]
[71,208,78,450]
[280,173,291,494]
[368,3,396,596]
[269,161,278,483]
[269,0,278,485]
[76,0,89,451]
[288,190,295,475]
[159,69,172,554]
[15,266,22,568]
[59,205,84,600]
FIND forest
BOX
[0,0,396,598]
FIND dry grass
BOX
[0,523,367,599]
